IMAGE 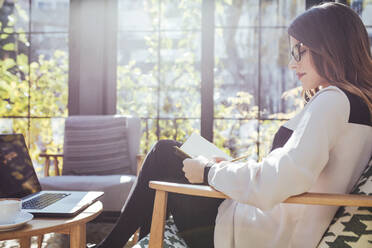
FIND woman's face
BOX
[288,36,329,90]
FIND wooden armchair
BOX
[38,115,142,214]
[39,153,64,177]
[147,180,372,248]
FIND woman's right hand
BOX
[212,156,227,163]
[182,156,208,184]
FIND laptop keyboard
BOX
[22,193,71,209]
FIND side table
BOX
[0,201,103,248]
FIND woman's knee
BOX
[152,139,180,154]
[146,139,185,179]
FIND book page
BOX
[180,133,232,160]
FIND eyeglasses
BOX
[291,42,306,62]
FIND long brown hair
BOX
[288,2,372,122]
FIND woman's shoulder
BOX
[309,86,347,104]
[309,86,371,127]
[303,86,349,120]
[284,86,348,130]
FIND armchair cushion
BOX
[134,217,188,248]
[317,158,372,248]
[62,115,133,175]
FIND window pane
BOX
[140,118,157,154]
[117,82,158,117]
[0,0,29,33]
[30,34,68,117]
[117,32,158,117]
[159,31,201,118]
[214,28,259,119]
[139,118,199,154]
[30,117,65,177]
[161,0,201,30]
[215,0,259,27]
[261,0,305,26]
[258,120,286,160]
[118,0,159,31]
[158,118,200,141]
[31,0,69,32]
[260,28,302,119]
[0,34,29,116]
[0,117,28,135]
[214,119,258,160]
[117,32,158,69]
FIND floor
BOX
[0,222,136,248]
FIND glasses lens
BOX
[291,44,300,62]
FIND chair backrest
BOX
[317,157,372,247]
[62,115,141,176]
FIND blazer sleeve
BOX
[208,88,349,210]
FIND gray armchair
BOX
[39,115,142,213]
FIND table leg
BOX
[19,237,31,248]
[70,224,86,248]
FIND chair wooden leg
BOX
[37,234,44,248]
[148,190,168,248]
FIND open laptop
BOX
[0,134,103,217]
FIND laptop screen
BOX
[0,134,42,198]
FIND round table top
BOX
[0,201,103,240]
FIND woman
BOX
[94,2,372,248]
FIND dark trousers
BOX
[97,140,224,248]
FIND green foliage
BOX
[3,43,14,51]
[0,48,68,171]
[0,1,67,174]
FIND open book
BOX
[179,133,232,160]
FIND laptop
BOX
[0,134,104,217]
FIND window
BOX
[117,0,202,152]
[116,0,372,159]
[116,0,305,159]
[0,0,69,176]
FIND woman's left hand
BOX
[182,156,208,184]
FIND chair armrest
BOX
[149,181,227,199]
[149,181,372,207]
[39,153,64,177]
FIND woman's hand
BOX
[212,156,227,163]
[182,156,208,184]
